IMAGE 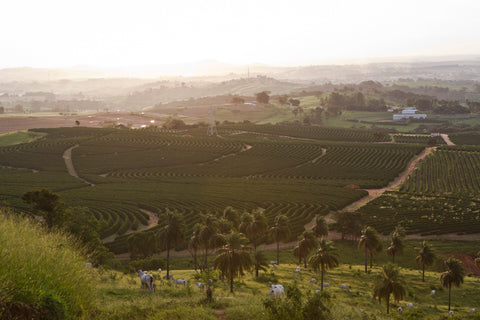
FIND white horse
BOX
[137,270,155,292]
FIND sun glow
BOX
[1,0,479,69]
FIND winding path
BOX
[313,146,437,240]
[440,133,455,145]
[63,145,94,186]
[341,146,435,212]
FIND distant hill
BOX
[2,56,480,84]
[1,57,479,107]
[124,76,305,107]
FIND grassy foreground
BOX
[0,211,95,319]
[1,210,479,319]
[95,261,480,320]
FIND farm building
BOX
[393,107,427,120]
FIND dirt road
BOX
[341,147,435,212]
[62,145,94,186]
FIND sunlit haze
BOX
[1,0,480,70]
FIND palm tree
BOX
[218,217,234,234]
[239,210,268,277]
[386,228,405,263]
[198,214,219,271]
[312,215,328,239]
[373,263,406,314]
[214,232,253,293]
[440,257,465,311]
[359,226,383,273]
[309,237,339,291]
[268,214,290,265]
[188,223,202,271]
[253,250,269,276]
[415,241,436,282]
[223,206,241,230]
[294,230,317,268]
[157,209,185,279]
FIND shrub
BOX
[263,283,330,320]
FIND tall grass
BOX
[0,210,95,319]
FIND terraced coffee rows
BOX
[449,131,480,145]
[357,192,480,236]
[90,138,422,189]
[392,134,445,145]
[401,147,480,195]
[106,199,332,254]
[0,125,422,254]
[220,123,390,142]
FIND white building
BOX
[393,107,427,121]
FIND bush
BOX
[263,283,330,320]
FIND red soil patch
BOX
[344,184,360,189]
[443,253,480,276]
[0,112,165,134]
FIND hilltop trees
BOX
[440,257,465,311]
[373,263,406,314]
[415,241,436,282]
[255,91,270,104]
[309,237,339,291]
[359,226,383,272]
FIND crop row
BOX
[449,131,480,146]
[400,148,480,195]
[86,205,149,238]
[392,135,445,145]
[0,127,421,189]
[106,200,331,254]
[0,127,115,171]
[105,143,422,188]
[72,131,246,175]
[219,123,390,142]
[357,192,480,235]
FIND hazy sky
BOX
[1,0,479,69]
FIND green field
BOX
[0,130,46,146]
[91,237,480,319]
[1,123,480,320]
[0,124,477,254]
